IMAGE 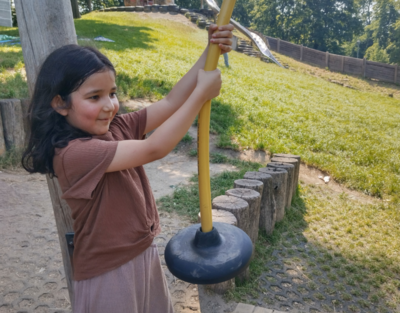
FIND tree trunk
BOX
[15,0,78,304]
[87,0,92,12]
[0,99,25,150]
[70,0,81,18]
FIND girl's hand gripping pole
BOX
[198,0,237,233]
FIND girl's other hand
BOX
[196,69,222,101]
[208,24,234,54]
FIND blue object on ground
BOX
[94,36,115,42]
[223,53,229,67]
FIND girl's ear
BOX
[51,95,69,116]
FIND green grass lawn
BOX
[1,12,400,201]
[79,13,400,202]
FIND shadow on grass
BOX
[0,27,19,37]
[75,18,157,51]
[233,189,399,313]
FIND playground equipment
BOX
[205,0,283,67]
[164,0,253,285]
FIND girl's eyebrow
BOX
[84,86,117,96]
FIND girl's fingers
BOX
[217,24,234,31]
[212,30,233,39]
[219,45,232,53]
[210,38,232,46]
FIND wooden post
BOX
[243,171,275,235]
[341,56,345,72]
[212,195,250,283]
[234,179,263,196]
[0,110,5,156]
[363,57,366,78]
[258,167,287,222]
[198,209,237,294]
[325,51,329,68]
[15,0,78,304]
[70,0,81,18]
[300,45,303,61]
[277,38,281,53]
[394,64,398,84]
[226,188,261,248]
[0,99,25,151]
[267,162,295,208]
[272,154,300,197]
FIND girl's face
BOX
[64,70,119,136]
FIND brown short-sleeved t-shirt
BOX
[53,109,161,281]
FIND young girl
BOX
[22,23,234,312]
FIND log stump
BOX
[243,171,275,235]
[0,111,5,156]
[234,179,263,196]
[258,167,287,222]
[212,195,250,283]
[267,162,295,208]
[20,99,30,145]
[271,157,300,197]
[0,99,26,150]
[274,153,301,194]
[198,209,237,294]
[225,188,261,247]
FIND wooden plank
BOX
[300,45,303,61]
[279,40,300,59]
[302,47,325,67]
[15,0,78,304]
[0,0,11,27]
[325,51,329,68]
[341,56,345,72]
[0,0,11,11]
[395,65,398,84]
[277,38,280,53]
[0,17,11,27]
[363,58,366,77]
[365,62,396,82]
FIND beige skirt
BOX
[73,243,174,313]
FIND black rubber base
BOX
[164,222,253,284]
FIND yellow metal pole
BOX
[198,0,237,233]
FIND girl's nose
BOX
[103,97,115,112]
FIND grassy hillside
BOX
[1,12,400,200]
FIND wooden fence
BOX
[266,36,399,84]
[0,0,12,27]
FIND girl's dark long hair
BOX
[22,45,116,177]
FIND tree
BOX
[250,0,362,54]
[363,0,400,63]
[71,0,81,18]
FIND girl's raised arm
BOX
[106,68,222,172]
[143,24,234,135]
